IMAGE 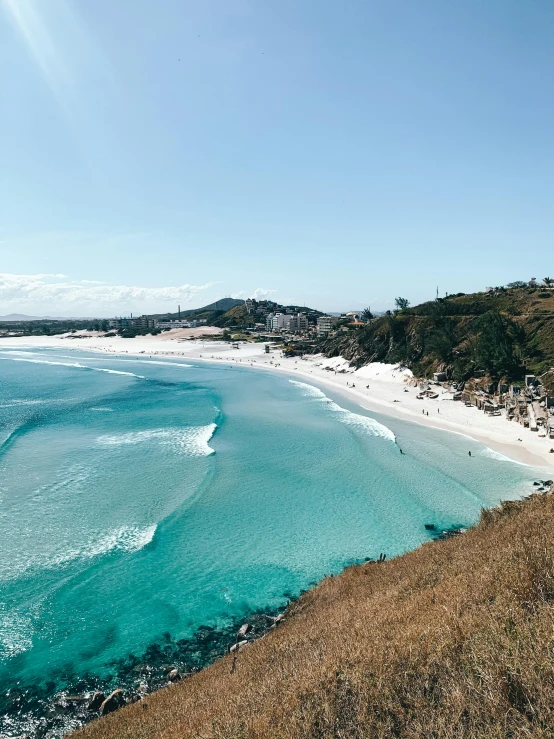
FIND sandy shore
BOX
[2,331,553,470]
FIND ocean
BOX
[0,347,538,737]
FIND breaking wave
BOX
[75,524,158,559]
[289,380,396,443]
[96,424,217,456]
[70,356,194,369]
[478,447,530,466]
[0,605,34,659]
[7,358,144,378]
[0,399,48,408]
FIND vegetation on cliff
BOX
[73,486,554,739]
[320,286,554,382]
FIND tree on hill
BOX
[361,307,373,322]
[543,277,553,287]
[507,281,527,289]
[395,297,410,311]
[472,311,522,377]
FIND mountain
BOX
[320,286,554,383]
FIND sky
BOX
[1,0,554,317]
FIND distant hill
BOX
[0,313,96,321]
[0,313,52,321]
[151,298,244,321]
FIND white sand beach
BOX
[2,330,553,470]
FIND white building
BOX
[266,312,307,332]
[266,312,286,331]
[317,315,333,336]
[286,313,308,332]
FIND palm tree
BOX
[361,307,373,322]
[543,277,554,287]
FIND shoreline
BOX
[1,332,553,469]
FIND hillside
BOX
[321,286,554,383]
[212,303,253,328]
[73,484,554,739]
[151,298,245,323]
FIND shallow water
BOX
[0,348,539,736]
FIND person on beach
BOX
[468,451,472,456]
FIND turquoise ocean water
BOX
[0,347,538,737]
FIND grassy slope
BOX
[73,488,554,739]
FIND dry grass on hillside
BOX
[73,490,554,739]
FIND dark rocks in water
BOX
[168,669,181,682]
[533,481,541,486]
[88,691,106,712]
[100,688,125,716]
[1,598,290,737]
[428,526,466,542]
[544,480,553,486]
[424,523,437,531]
[237,623,252,638]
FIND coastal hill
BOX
[321,285,554,385]
[73,485,554,739]
[151,298,245,323]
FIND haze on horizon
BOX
[1,0,553,318]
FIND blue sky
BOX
[1,0,553,316]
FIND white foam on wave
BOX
[1,522,157,585]
[289,380,396,443]
[8,357,144,378]
[68,356,194,369]
[0,399,48,408]
[0,605,34,659]
[81,524,157,558]
[137,360,193,368]
[90,407,113,412]
[478,447,531,467]
[96,423,217,456]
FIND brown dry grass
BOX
[72,491,554,739]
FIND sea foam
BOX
[0,606,34,659]
[478,447,531,466]
[96,423,217,456]
[7,358,144,378]
[289,380,396,443]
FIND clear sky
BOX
[1,0,553,317]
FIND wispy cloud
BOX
[0,273,215,315]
